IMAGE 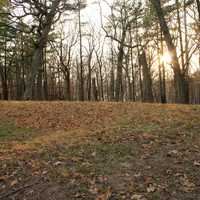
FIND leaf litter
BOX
[0,102,200,199]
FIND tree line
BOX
[0,0,200,104]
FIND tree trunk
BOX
[16,64,23,100]
[43,49,48,100]
[37,67,43,100]
[78,0,84,101]
[196,0,200,21]
[110,39,115,101]
[92,77,98,101]
[115,29,126,101]
[176,0,185,69]
[150,0,189,104]
[110,66,115,101]
[2,80,8,100]
[157,28,167,103]
[139,50,154,102]
[130,48,136,101]
[99,65,104,101]
[87,64,92,101]
[64,71,71,101]
[125,53,133,101]
[24,0,61,100]
[24,47,43,100]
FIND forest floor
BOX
[0,102,200,200]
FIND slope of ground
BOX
[0,102,200,200]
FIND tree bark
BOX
[196,0,200,21]
[92,77,98,101]
[139,50,154,102]
[78,0,84,101]
[64,71,71,101]
[2,80,8,100]
[110,39,115,101]
[87,60,92,101]
[115,29,126,101]
[24,0,61,100]
[150,0,189,104]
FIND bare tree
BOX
[150,0,189,104]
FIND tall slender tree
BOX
[150,0,189,104]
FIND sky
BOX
[13,0,198,74]
[82,0,112,29]
[13,0,111,30]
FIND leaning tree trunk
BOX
[157,28,167,104]
[196,0,200,21]
[150,0,189,104]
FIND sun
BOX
[160,52,172,64]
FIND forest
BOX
[0,0,200,103]
[1,1,200,200]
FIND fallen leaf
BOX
[89,179,98,195]
[147,184,156,193]
[131,194,146,200]
[181,176,195,192]
[167,150,178,157]
[10,179,18,186]
[96,187,112,200]
[98,175,108,183]
[92,151,96,157]
[54,161,62,166]
[0,176,8,183]
[134,173,141,178]
[194,161,200,167]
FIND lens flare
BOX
[161,52,172,63]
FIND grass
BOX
[0,121,33,140]
[0,102,200,200]
[63,142,135,175]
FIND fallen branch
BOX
[0,179,42,200]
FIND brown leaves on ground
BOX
[0,101,198,132]
[0,102,120,131]
[1,102,200,200]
